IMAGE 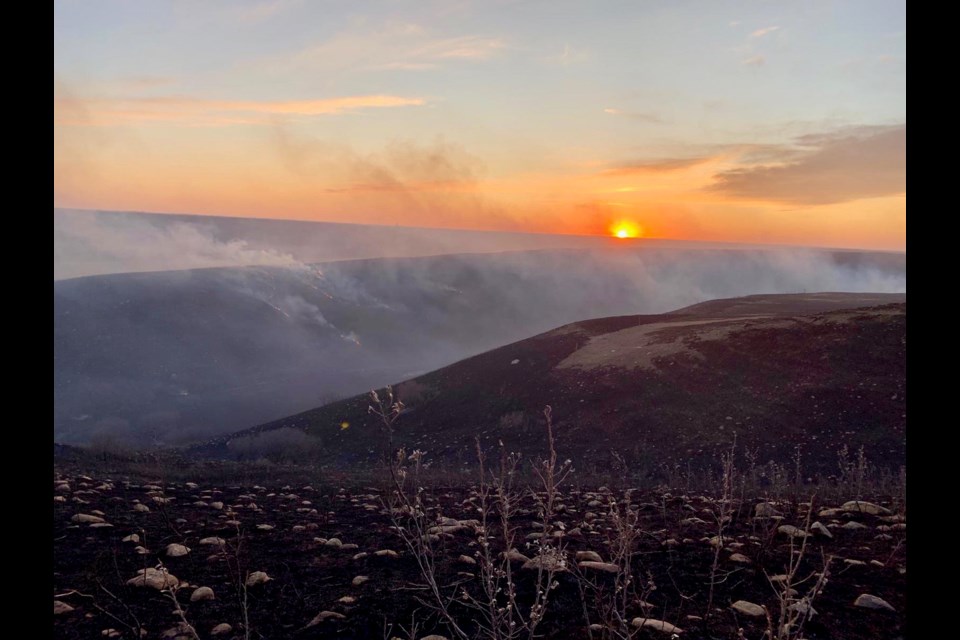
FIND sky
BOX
[54,0,906,251]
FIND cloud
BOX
[708,124,906,205]
[603,108,665,124]
[411,35,505,60]
[273,24,506,74]
[603,157,711,176]
[54,94,426,127]
[742,55,765,66]
[234,0,303,23]
[751,26,780,38]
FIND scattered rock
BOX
[190,587,215,602]
[778,525,808,538]
[576,550,603,563]
[842,521,868,531]
[245,571,272,587]
[325,538,343,549]
[755,502,779,518]
[71,514,104,524]
[54,600,74,615]
[122,534,140,544]
[199,537,226,546]
[160,622,196,639]
[842,501,891,516]
[810,521,833,538]
[210,623,232,636]
[165,544,190,557]
[127,567,179,590]
[458,554,477,566]
[788,600,818,617]
[731,600,765,617]
[631,618,684,634]
[578,561,619,573]
[854,594,895,611]
[352,575,369,586]
[375,549,399,558]
[729,553,751,564]
[338,596,357,604]
[133,504,150,513]
[502,549,531,564]
[306,611,346,627]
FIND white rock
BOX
[211,623,232,636]
[729,553,751,564]
[165,544,191,557]
[731,600,765,617]
[122,534,140,544]
[199,537,226,546]
[576,550,604,562]
[631,618,684,633]
[127,567,179,590]
[54,600,74,615]
[133,504,150,513]
[842,521,868,530]
[190,587,215,602]
[352,575,369,586]
[842,501,891,516]
[854,594,895,611]
[810,521,833,538]
[71,514,104,524]
[374,549,399,558]
[755,502,779,518]
[578,561,619,573]
[778,525,808,538]
[245,571,272,587]
[306,611,346,626]
[325,538,343,548]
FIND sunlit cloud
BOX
[742,55,765,66]
[603,108,664,124]
[751,26,780,38]
[603,157,712,175]
[708,125,906,205]
[55,94,426,127]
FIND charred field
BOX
[52,464,906,640]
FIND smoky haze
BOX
[53,210,905,448]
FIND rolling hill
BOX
[56,247,904,448]
[204,293,906,474]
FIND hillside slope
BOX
[207,293,906,473]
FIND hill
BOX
[56,248,904,448]
[204,293,906,474]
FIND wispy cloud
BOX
[751,26,780,38]
[411,35,506,60]
[603,157,711,175]
[233,0,303,23]
[543,44,592,67]
[55,94,426,127]
[273,25,507,74]
[603,108,665,124]
[742,55,765,66]
[707,124,906,205]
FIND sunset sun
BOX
[610,221,643,239]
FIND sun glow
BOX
[610,221,643,239]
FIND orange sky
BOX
[54,1,906,252]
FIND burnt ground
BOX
[198,300,905,476]
[53,470,906,640]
